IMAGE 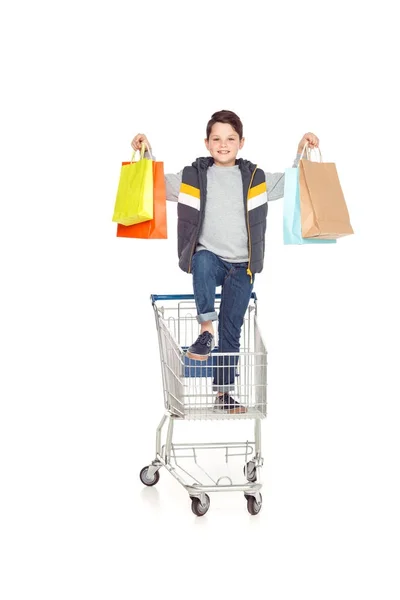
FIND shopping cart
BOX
[139,293,267,516]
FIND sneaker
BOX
[214,393,247,414]
[186,331,215,361]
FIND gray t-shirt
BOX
[196,164,249,262]
[148,151,303,262]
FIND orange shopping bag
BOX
[117,161,167,239]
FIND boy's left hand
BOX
[298,132,320,154]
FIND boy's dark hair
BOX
[206,110,243,140]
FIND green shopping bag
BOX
[112,145,154,226]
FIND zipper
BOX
[188,163,204,274]
[246,165,258,284]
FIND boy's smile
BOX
[205,122,245,167]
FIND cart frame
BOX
[139,293,267,516]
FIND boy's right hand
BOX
[131,133,151,152]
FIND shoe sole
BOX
[227,406,247,414]
[186,350,211,361]
[213,406,248,414]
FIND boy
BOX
[131,110,319,413]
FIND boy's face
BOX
[205,123,245,167]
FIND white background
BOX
[1,1,399,598]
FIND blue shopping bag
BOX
[283,167,336,245]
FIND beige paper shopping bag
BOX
[299,145,354,239]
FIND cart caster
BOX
[140,466,160,487]
[190,494,210,517]
[244,460,257,483]
[245,493,262,515]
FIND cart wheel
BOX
[244,461,257,483]
[190,495,210,517]
[140,466,160,487]
[245,493,262,515]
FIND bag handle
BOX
[299,141,323,162]
[130,142,154,163]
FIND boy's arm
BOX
[264,152,305,202]
[144,149,182,202]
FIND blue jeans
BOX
[191,250,255,393]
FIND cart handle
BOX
[151,292,257,303]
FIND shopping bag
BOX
[112,145,154,226]
[283,161,336,245]
[117,161,167,239]
[299,144,354,239]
